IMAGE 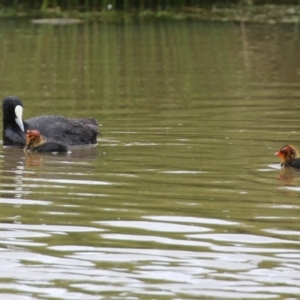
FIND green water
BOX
[0,20,300,299]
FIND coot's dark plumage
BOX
[25,130,68,153]
[3,96,99,147]
[275,144,300,169]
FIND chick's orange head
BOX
[275,145,296,162]
[26,130,41,138]
[275,149,285,161]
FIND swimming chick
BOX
[25,130,68,153]
[275,144,300,169]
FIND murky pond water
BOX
[0,19,300,299]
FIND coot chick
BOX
[275,145,300,169]
[25,130,68,153]
[3,96,99,147]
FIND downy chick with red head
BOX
[275,145,300,169]
[25,130,68,153]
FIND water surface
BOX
[0,20,300,299]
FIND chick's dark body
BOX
[281,158,300,169]
[29,141,68,153]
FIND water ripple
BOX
[144,215,239,225]
[187,233,300,244]
[95,221,211,233]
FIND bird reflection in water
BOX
[1,146,99,199]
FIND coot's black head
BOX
[2,96,25,132]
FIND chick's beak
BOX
[275,151,285,162]
[14,105,24,132]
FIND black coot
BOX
[25,130,68,153]
[2,96,99,147]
